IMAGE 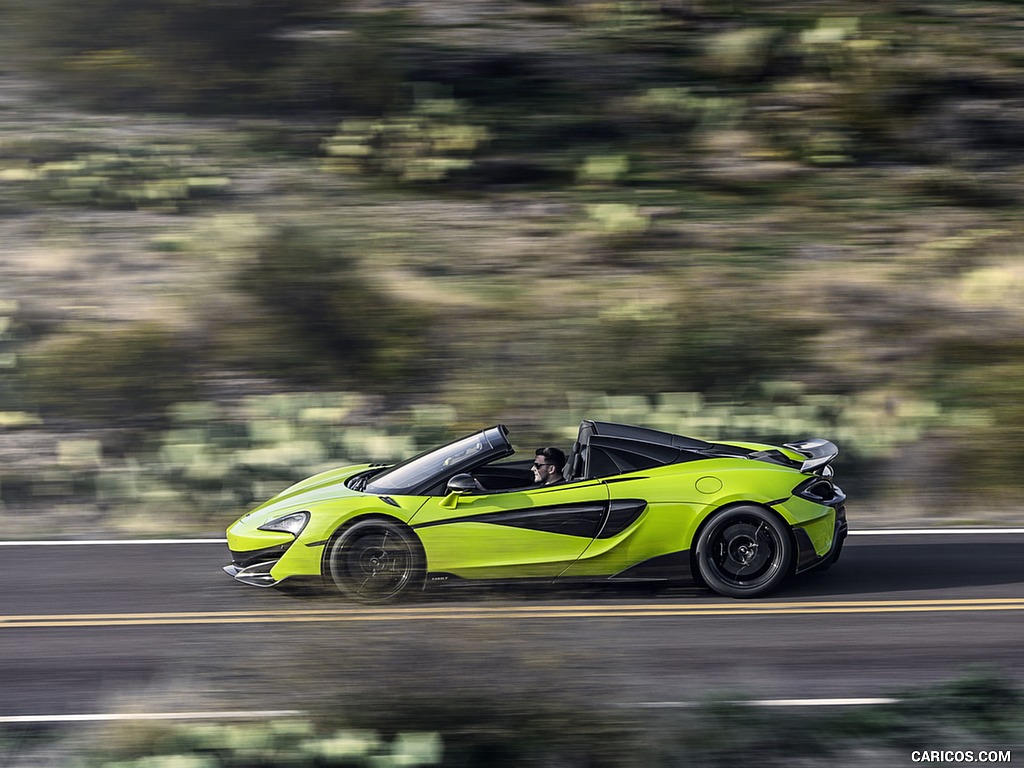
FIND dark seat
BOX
[563,420,597,482]
[563,442,582,482]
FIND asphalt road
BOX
[0,531,1021,719]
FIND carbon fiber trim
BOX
[793,527,820,571]
[412,502,607,538]
[227,543,291,569]
[596,500,648,538]
[611,550,691,581]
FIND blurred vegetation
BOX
[5,672,1019,766]
[323,96,491,184]
[19,146,230,211]
[223,226,437,388]
[1,0,344,111]
[0,388,976,532]
[2,0,1024,529]
[19,323,200,424]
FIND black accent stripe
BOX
[610,550,692,581]
[413,502,607,539]
[602,476,650,484]
[596,500,648,539]
[792,527,821,571]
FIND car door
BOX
[408,480,610,580]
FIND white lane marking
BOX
[3,699,906,722]
[850,529,1024,535]
[0,539,228,546]
[0,528,1020,547]
[0,710,304,724]
[624,697,903,709]
[622,700,897,712]
[746,697,900,707]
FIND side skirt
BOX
[424,550,694,589]
[609,550,693,582]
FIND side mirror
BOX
[440,474,478,509]
[446,474,478,493]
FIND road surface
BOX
[0,530,1021,719]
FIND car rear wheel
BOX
[695,505,793,598]
[326,519,424,603]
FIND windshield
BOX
[363,427,510,495]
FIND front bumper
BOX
[223,543,292,587]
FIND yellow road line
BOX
[3,598,1024,621]
[1,598,1022,628]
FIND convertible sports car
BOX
[224,420,847,601]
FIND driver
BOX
[462,445,568,494]
[532,447,566,486]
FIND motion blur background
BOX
[2,3,1024,765]
[1,0,1023,536]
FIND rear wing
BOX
[783,438,839,473]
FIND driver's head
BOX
[533,446,566,484]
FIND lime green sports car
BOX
[224,420,847,601]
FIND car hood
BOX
[234,463,375,526]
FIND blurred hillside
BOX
[2,0,1024,533]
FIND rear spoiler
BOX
[783,438,839,473]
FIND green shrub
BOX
[7,0,340,111]
[224,226,437,390]
[587,289,821,397]
[267,10,411,115]
[19,322,200,423]
[86,720,442,767]
[323,97,490,184]
[701,27,784,81]
[0,300,22,405]
[18,146,230,210]
[932,351,1024,497]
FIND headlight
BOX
[258,511,310,536]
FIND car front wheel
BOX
[326,519,424,603]
[695,505,793,598]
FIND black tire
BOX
[326,519,424,604]
[694,505,793,598]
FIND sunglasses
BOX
[533,462,552,469]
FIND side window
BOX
[612,448,662,472]
[588,447,660,477]
[587,447,621,478]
